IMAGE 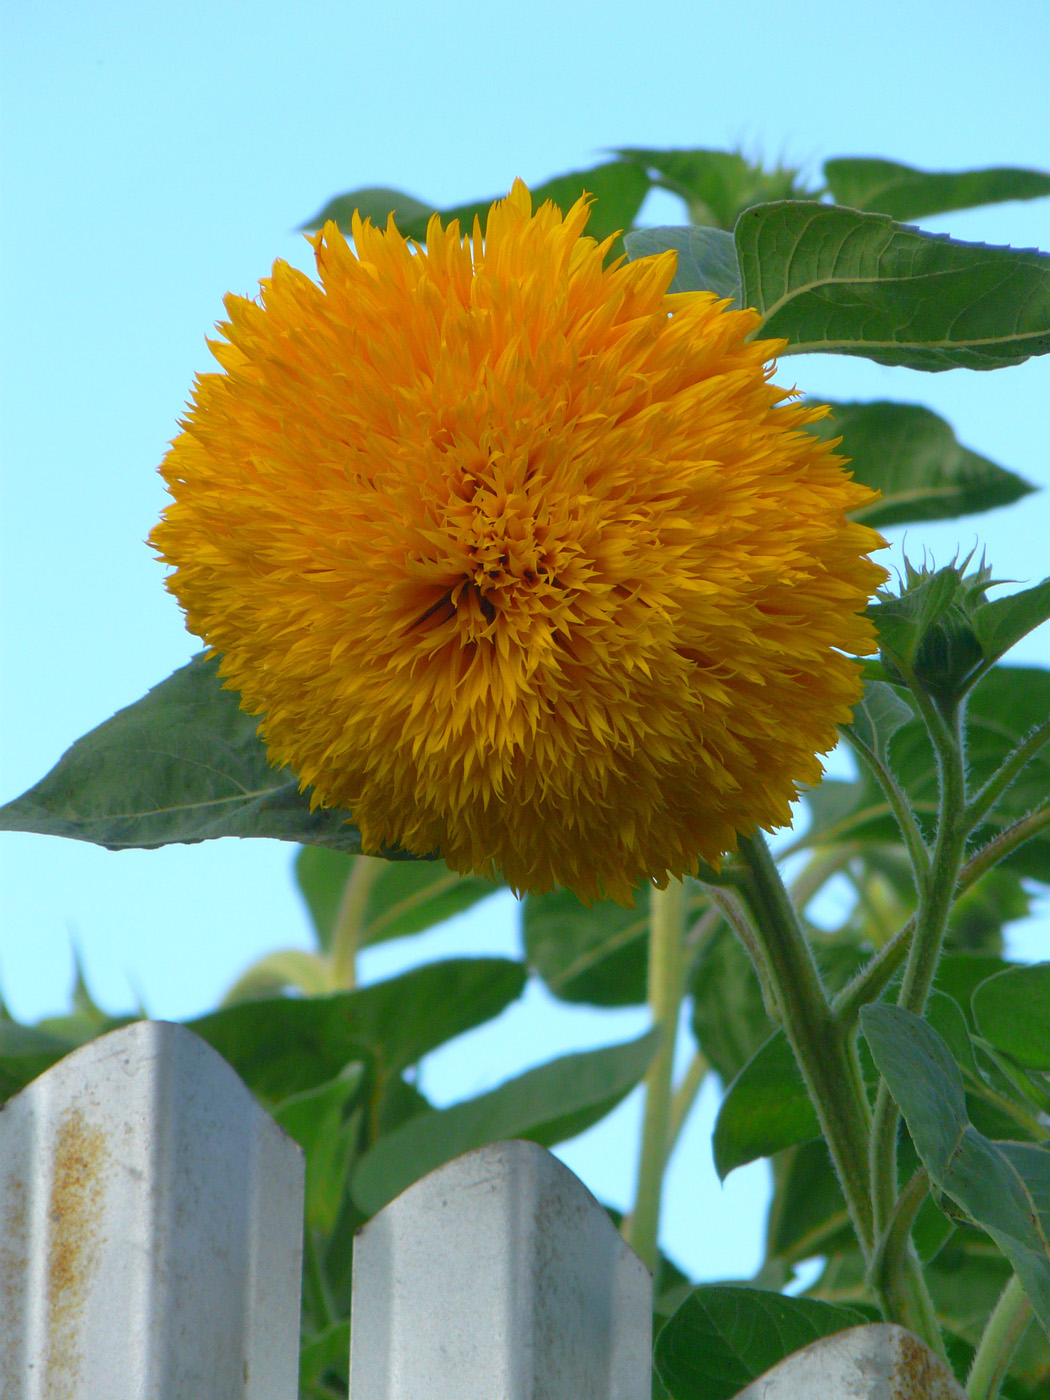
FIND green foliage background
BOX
[5,147,1050,1398]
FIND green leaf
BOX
[843,680,916,764]
[299,1321,351,1395]
[274,1065,367,1234]
[623,226,740,303]
[295,847,497,955]
[188,956,526,1104]
[0,1022,88,1103]
[690,924,773,1086]
[712,1030,819,1178]
[522,885,650,1005]
[300,185,437,233]
[304,161,650,250]
[861,1003,1050,1337]
[0,654,400,855]
[766,1140,854,1264]
[973,964,1050,1070]
[972,579,1050,668]
[806,400,1035,529]
[618,147,812,230]
[823,157,1050,223]
[654,1285,866,1400]
[735,202,1050,370]
[351,1028,660,1215]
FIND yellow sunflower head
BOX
[151,179,886,905]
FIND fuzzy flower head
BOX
[151,180,886,904]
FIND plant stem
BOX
[866,691,967,1353]
[624,879,687,1276]
[967,1275,1032,1400]
[960,804,1050,888]
[303,1226,337,1330]
[833,915,915,1026]
[666,1050,708,1157]
[868,1167,950,1365]
[966,718,1050,831]
[330,855,383,989]
[733,834,874,1253]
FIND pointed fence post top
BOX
[730,1323,967,1400]
[0,1019,304,1400]
[349,1138,652,1400]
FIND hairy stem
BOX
[624,879,687,1275]
[733,834,874,1253]
[869,1167,949,1364]
[966,718,1050,831]
[330,855,384,989]
[967,1275,1032,1400]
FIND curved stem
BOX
[869,1166,949,1363]
[732,834,874,1253]
[330,856,384,989]
[961,804,1050,888]
[966,718,1050,832]
[967,1275,1032,1400]
[624,879,687,1275]
[849,741,931,887]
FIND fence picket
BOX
[0,1020,304,1399]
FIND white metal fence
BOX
[0,1021,963,1399]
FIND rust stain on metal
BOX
[43,1105,108,1396]
[893,1328,966,1400]
[0,1173,28,1394]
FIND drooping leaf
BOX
[823,157,1050,223]
[735,202,1050,370]
[0,654,398,855]
[618,147,812,230]
[806,400,1035,528]
[523,885,650,1005]
[862,1003,1050,1336]
[712,1030,819,1178]
[653,1285,866,1400]
[351,1028,661,1215]
[295,847,497,955]
[973,964,1050,1070]
[188,956,526,1104]
[623,226,740,303]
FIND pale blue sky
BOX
[3,0,1050,1281]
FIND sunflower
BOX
[151,180,885,904]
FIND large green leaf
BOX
[618,147,811,230]
[654,1286,866,1400]
[623,226,741,302]
[862,1003,1050,1337]
[690,925,773,1086]
[351,1028,660,1215]
[0,654,392,854]
[972,964,1050,1070]
[304,160,650,248]
[807,400,1035,528]
[823,157,1050,222]
[188,956,526,1104]
[712,1030,819,1178]
[295,847,497,955]
[522,885,650,1005]
[735,202,1050,369]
